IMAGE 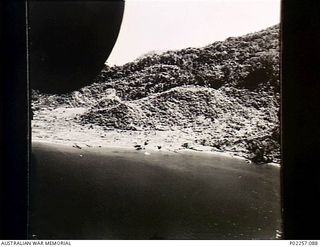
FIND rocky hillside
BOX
[32,25,280,164]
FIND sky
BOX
[106,0,281,66]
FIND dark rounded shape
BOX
[29,1,124,94]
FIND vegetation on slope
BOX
[32,25,280,164]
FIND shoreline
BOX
[31,139,280,168]
[32,101,280,167]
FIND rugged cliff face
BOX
[32,25,280,164]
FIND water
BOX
[29,142,281,239]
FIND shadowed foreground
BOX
[29,142,281,239]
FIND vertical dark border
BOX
[282,0,320,239]
[0,0,29,239]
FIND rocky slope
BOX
[32,25,280,164]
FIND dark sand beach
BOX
[29,142,281,239]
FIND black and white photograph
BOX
[28,0,281,240]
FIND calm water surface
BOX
[29,142,281,239]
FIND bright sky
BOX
[107,0,281,66]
